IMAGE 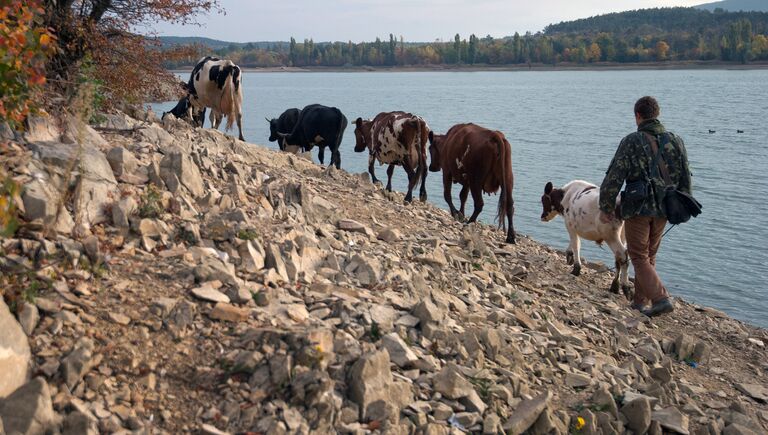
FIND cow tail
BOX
[416,119,425,177]
[495,134,513,230]
[222,65,239,131]
[334,108,347,149]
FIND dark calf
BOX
[277,104,347,169]
[267,108,300,151]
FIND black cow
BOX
[266,108,300,151]
[277,104,347,169]
[162,96,206,127]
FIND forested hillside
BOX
[696,0,768,13]
[162,7,768,68]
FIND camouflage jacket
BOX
[599,119,692,219]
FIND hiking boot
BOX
[641,298,674,318]
[630,302,648,312]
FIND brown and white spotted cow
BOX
[353,111,429,203]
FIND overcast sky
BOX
[152,0,705,42]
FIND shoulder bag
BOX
[644,133,702,224]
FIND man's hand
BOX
[599,211,614,224]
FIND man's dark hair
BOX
[634,96,660,120]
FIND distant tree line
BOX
[162,8,768,69]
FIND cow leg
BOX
[403,163,418,204]
[386,164,396,193]
[333,149,341,169]
[209,111,217,129]
[606,233,632,298]
[467,184,484,224]
[458,185,469,217]
[418,161,428,202]
[569,232,582,276]
[368,155,379,184]
[237,113,244,141]
[505,198,516,244]
[442,172,461,220]
[317,145,325,165]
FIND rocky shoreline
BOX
[1,109,766,435]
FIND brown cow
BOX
[353,111,429,203]
[428,123,516,244]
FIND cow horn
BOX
[265,117,271,123]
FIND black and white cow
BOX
[266,108,300,151]
[186,56,245,141]
[277,104,347,169]
[162,95,206,127]
[353,111,429,203]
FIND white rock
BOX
[381,333,418,368]
[0,299,31,397]
[190,285,231,303]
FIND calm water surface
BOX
[154,70,768,328]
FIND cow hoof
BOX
[609,281,620,294]
[565,251,574,265]
[622,285,634,301]
[404,195,413,204]
[505,236,516,244]
[419,193,427,202]
[571,266,581,277]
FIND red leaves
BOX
[0,0,55,128]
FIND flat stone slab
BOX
[652,407,690,434]
[735,383,768,403]
[190,285,230,303]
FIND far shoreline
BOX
[170,60,768,74]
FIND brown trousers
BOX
[625,216,670,304]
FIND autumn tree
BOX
[655,40,670,60]
[587,42,601,62]
[43,0,220,104]
[1,0,55,128]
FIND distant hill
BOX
[544,6,768,35]
[695,0,768,12]
[157,36,287,50]
[159,7,768,69]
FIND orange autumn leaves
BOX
[0,0,55,128]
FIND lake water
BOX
[153,70,768,328]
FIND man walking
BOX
[599,96,692,318]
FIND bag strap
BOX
[643,132,673,186]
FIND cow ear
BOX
[544,182,553,195]
[355,117,363,128]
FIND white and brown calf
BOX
[353,111,429,203]
[541,180,631,297]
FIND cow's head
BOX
[427,130,444,172]
[541,182,565,221]
[353,117,372,153]
[275,131,295,149]
[266,117,279,142]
